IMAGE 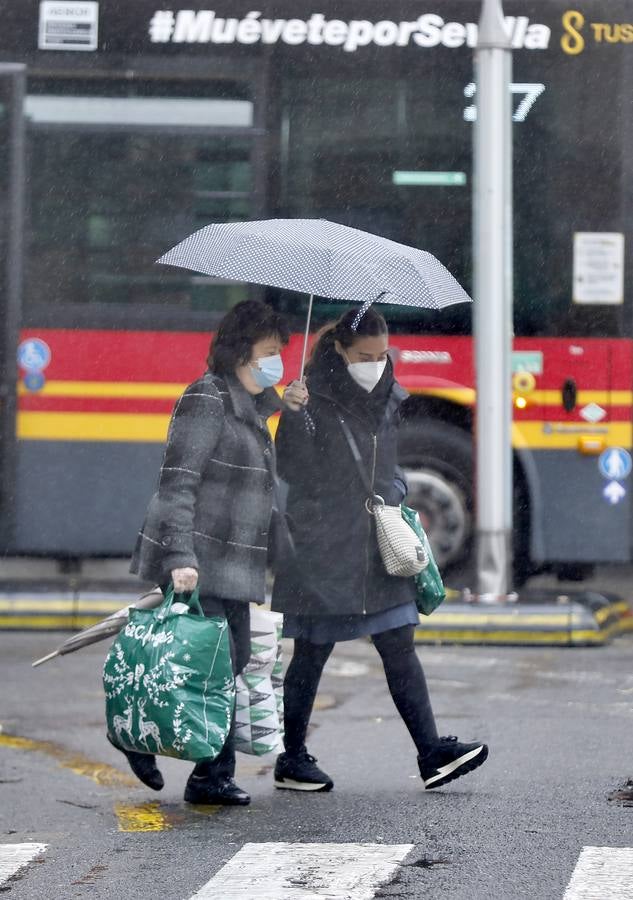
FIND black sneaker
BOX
[184,775,251,806]
[418,736,488,789]
[274,748,334,792]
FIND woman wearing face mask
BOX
[120,300,290,806]
[273,307,488,792]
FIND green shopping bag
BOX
[401,505,447,616]
[103,586,234,762]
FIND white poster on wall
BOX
[38,2,99,51]
[573,232,624,305]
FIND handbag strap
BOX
[338,417,376,500]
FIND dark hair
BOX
[208,300,290,374]
[309,307,388,367]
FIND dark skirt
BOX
[282,599,419,645]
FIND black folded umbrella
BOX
[31,588,163,668]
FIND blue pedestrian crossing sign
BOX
[599,447,632,481]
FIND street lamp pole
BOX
[473,0,514,599]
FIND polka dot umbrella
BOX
[157,218,472,378]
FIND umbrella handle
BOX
[299,294,314,381]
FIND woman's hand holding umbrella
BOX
[283,380,309,411]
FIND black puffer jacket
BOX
[272,345,416,617]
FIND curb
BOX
[0,592,140,631]
[414,590,633,647]
[2,589,632,647]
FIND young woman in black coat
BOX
[273,308,488,791]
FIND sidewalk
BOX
[0,558,153,630]
[1,558,632,646]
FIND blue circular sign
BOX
[599,447,632,481]
[17,338,51,373]
[23,372,45,393]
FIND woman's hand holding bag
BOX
[171,567,199,592]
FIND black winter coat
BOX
[271,346,416,617]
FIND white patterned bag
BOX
[372,498,429,577]
[338,417,428,578]
[234,608,284,756]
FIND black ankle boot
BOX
[107,733,164,791]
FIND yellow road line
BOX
[0,732,137,788]
[114,802,172,833]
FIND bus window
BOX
[23,78,259,320]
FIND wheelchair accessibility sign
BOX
[599,448,632,481]
[17,338,51,373]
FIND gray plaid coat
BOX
[130,372,281,604]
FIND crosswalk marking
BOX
[0,843,47,887]
[189,842,414,899]
[564,847,633,899]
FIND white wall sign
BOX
[573,232,624,305]
[147,11,551,51]
[38,2,99,52]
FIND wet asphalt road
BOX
[1,629,633,899]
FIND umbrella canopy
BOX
[31,588,163,667]
[158,218,472,376]
[158,217,471,310]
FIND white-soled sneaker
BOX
[274,748,334,792]
[418,736,488,789]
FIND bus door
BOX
[0,64,26,553]
[538,339,628,563]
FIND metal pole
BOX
[0,64,26,554]
[473,0,513,599]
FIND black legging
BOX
[283,624,439,757]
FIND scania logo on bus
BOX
[398,350,453,364]
[148,10,551,51]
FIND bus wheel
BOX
[398,420,473,571]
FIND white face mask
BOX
[347,359,387,393]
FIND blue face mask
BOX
[250,354,284,389]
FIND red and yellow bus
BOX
[1,0,632,583]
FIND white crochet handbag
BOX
[338,418,428,578]
[370,495,429,577]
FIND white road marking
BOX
[0,843,47,886]
[564,847,633,899]
[190,842,414,899]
